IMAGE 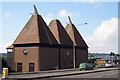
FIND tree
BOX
[105,59,109,63]
[110,52,115,62]
[2,56,8,68]
[110,52,115,56]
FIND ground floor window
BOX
[17,63,22,72]
[29,63,34,72]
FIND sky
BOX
[0,1,118,54]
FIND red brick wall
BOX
[7,52,14,71]
[14,47,39,72]
[39,47,59,71]
[60,48,73,69]
[76,49,88,68]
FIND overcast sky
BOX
[0,1,118,54]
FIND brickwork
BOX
[14,47,39,72]
[76,49,88,68]
[7,5,88,72]
[39,47,59,71]
[7,52,14,71]
[60,48,73,69]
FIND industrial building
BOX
[7,5,88,72]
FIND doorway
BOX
[17,63,22,72]
[29,63,34,72]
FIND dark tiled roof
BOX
[13,14,58,45]
[48,19,73,46]
[13,5,58,45]
[65,17,88,48]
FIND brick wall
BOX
[60,48,73,69]
[14,47,39,72]
[7,52,14,71]
[39,47,59,71]
[76,49,88,68]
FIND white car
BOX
[106,61,116,68]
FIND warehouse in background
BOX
[6,5,88,72]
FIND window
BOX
[23,49,28,55]
[7,49,13,53]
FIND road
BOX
[1,68,119,80]
[53,70,119,78]
[6,67,102,79]
[25,70,119,80]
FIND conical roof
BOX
[13,5,57,45]
[48,19,73,46]
[65,16,88,48]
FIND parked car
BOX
[106,61,116,68]
[79,63,94,71]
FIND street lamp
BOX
[78,22,87,25]
[73,22,87,69]
[68,16,87,69]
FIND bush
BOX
[2,57,8,68]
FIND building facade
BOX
[0,54,2,73]
[7,5,88,72]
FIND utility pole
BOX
[73,44,76,69]
[68,16,87,69]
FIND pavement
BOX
[1,67,119,80]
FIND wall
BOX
[14,47,39,72]
[39,47,59,71]
[76,49,88,68]
[60,48,73,69]
[7,52,14,71]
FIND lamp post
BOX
[73,23,87,69]
[73,44,76,69]
[68,16,87,69]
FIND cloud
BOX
[0,41,13,53]
[85,18,118,53]
[43,13,54,25]
[43,17,53,25]
[47,13,53,17]
[75,0,104,8]
[58,10,80,18]
[4,13,11,18]
[59,10,72,18]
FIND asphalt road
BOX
[27,69,119,80]
[1,68,119,80]
[53,69,119,78]
[6,67,101,79]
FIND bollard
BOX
[2,68,8,79]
